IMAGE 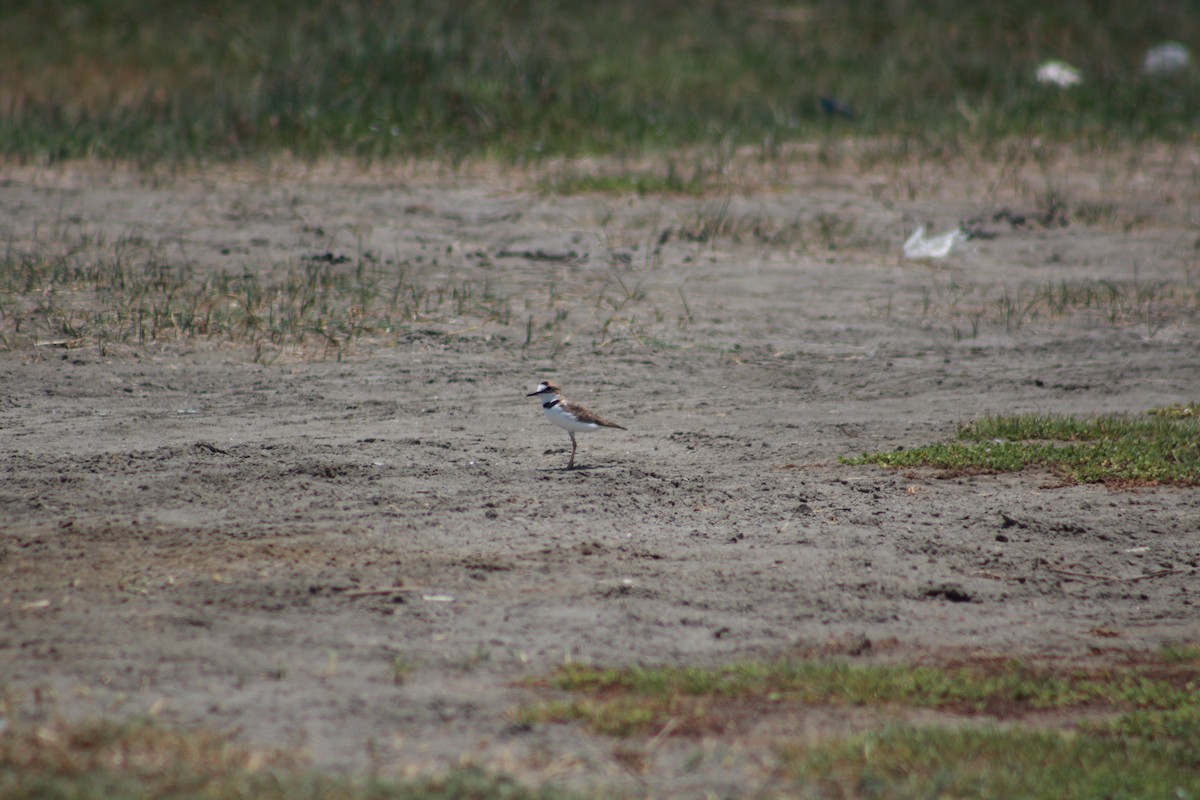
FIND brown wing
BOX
[568,401,627,430]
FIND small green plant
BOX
[391,656,415,685]
[461,645,492,671]
[1074,200,1121,227]
[845,411,1200,485]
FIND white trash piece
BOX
[1035,60,1083,87]
[1143,42,1191,75]
[903,226,966,260]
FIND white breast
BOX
[544,402,602,433]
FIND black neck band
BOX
[543,398,560,409]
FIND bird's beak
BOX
[526,389,542,396]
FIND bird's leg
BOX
[567,431,577,469]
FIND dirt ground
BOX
[2,145,1198,795]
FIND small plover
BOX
[527,380,626,469]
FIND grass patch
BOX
[1159,642,1200,663]
[0,717,565,799]
[4,1,1200,163]
[538,163,708,196]
[520,657,1200,737]
[673,205,882,252]
[844,411,1200,485]
[1150,401,1200,419]
[519,656,1200,797]
[780,724,1200,799]
[905,274,1200,341]
[0,227,695,359]
[8,654,1199,798]
[0,245,513,360]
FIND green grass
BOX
[3,0,1199,164]
[521,657,1200,737]
[844,411,1200,485]
[0,718,568,800]
[1159,642,1200,663]
[518,655,1200,797]
[1150,401,1200,419]
[780,724,1200,799]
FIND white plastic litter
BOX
[902,226,966,260]
[1143,42,1191,75]
[1035,60,1083,87]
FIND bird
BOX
[526,380,626,469]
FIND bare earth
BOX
[2,146,1198,795]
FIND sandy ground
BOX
[1,146,1199,794]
